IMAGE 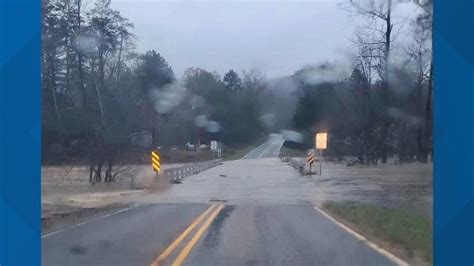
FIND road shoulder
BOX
[321,202,431,266]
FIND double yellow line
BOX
[150,203,224,266]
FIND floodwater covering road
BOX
[42,134,402,266]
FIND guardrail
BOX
[163,159,223,182]
[288,157,305,173]
[281,156,308,174]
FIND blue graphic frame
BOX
[0,0,41,265]
[0,0,473,265]
[433,0,474,265]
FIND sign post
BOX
[315,132,328,175]
[210,140,218,158]
[151,150,161,173]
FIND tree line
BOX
[41,0,276,182]
[290,0,432,164]
[41,0,432,184]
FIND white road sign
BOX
[315,133,328,150]
[210,140,218,151]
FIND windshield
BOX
[41,1,433,265]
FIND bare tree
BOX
[344,0,395,163]
[75,0,88,109]
[414,0,433,161]
[406,26,431,162]
[42,0,68,145]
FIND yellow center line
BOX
[150,204,217,266]
[172,204,225,266]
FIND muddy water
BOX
[311,161,432,217]
[41,163,183,216]
[140,158,432,217]
[42,158,432,218]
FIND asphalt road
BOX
[42,135,399,266]
[242,134,285,159]
[42,204,208,266]
[185,204,395,266]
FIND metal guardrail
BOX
[287,157,305,173]
[281,157,306,174]
[163,159,223,182]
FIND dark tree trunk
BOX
[89,165,96,184]
[77,54,87,108]
[105,160,114,182]
[76,0,87,109]
[96,161,103,183]
[116,34,124,100]
[414,48,429,162]
[425,61,433,162]
[381,0,393,164]
[48,53,64,145]
[65,39,71,97]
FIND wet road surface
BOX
[242,134,284,159]
[42,204,208,266]
[185,204,395,266]
[42,135,399,266]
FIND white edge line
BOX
[258,138,278,159]
[41,206,134,239]
[260,139,284,159]
[314,206,409,266]
[275,139,284,157]
[258,144,272,159]
[242,141,268,159]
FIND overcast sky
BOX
[110,0,417,79]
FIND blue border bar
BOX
[0,0,473,265]
[0,0,41,265]
[433,0,474,265]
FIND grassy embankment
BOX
[323,202,432,264]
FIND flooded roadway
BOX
[141,158,431,216]
[42,135,430,265]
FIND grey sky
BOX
[111,0,419,79]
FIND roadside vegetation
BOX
[287,1,433,166]
[41,0,433,184]
[41,0,288,183]
[323,201,432,264]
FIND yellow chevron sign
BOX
[307,151,315,164]
[151,150,161,172]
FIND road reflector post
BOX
[315,132,328,175]
[306,150,315,174]
[151,150,161,173]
